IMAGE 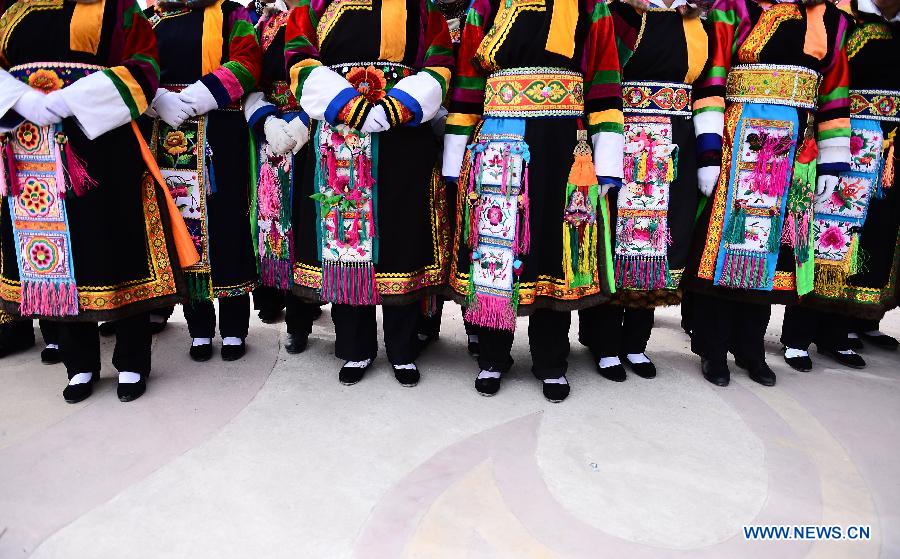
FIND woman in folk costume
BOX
[779,0,900,371]
[442,0,624,402]
[146,0,262,362]
[285,0,453,387]
[0,0,198,402]
[577,0,707,382]
[686,0,852,387]
[245,0,321,354]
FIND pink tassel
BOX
[651,220,672,251]
[54,136,68,195]
[781,213,797,247]
[518,167,530,254]
[500,145,509,196]
[5,141,20,197]
[332,209,340,241]
[623,218,635,243]
[624,157,634,184]
[325,149,338,185]
[0,142,8,197]
[348,212,360,246]
[465,293,517,331]
[64,143,97,197]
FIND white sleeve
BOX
[296,65,358,124]
[0,69,31,133]
[387,71,445,125]
[592,131,625,179]
[442,134,468,179]
[57,71,142,139]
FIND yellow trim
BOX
[425,66,451,85]
[588,108,624,127]
[447,113,480,127]
[545,0,577,58]
[379,0,407,62]
[70,0,105,55]
[201,0,225,75]
[110,66,149,113]
[683,15,708,84]
[288,58,321,95]
[475,0,545,72]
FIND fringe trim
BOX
[615,254,670,290]
[814,264,848,299]
[465,292,517,331]
[320,261,380,305]
[718,250,769,289]
[260,257,293,291]
[186,272,214,302]
[19,280,79,317]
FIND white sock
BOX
[477,369,501,379]
[222,337,243,346]
[848,332,860,339]
[626,353,650,364]
[599,356,621,368]
[345,359,372,368]
[45,343,59,350]
[68,372,93,386]
[118,371,141,384]
[394,363,417,370]
[865,330,885,337]
[784,347,809,358]
[543,376,568,385]
[468,335,479,343]
[192,337,212,346]
[417,333,429,341]
[837,349,857,356]
[150,314,167,324]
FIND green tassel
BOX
[511,280,520,312]
[725,206,746,244]
[186,272,212,303]
[768,214,782,254]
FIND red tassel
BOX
[5,141,20,197]
[64,142,97,196]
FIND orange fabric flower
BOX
[28,69,64,94]
[346,66,387,103]
[164,131,189,155]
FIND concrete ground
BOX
[0,304,898,559]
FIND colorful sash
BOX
[622,81,692,116]
[256,145,294,291]
[563,131,600,289]
[151,116,213,300]
[3,124,79,316]
[483,68,584,118]
[615,115,678,290]
[311,121,380,305]
[463,118,530,331]
[713,104,799,290]
[812,119,884,297]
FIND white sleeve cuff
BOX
[817,137,851,165]
[0,70,30,132]
[181,81,219,116]
[58,71,135,139]
[388,72,444,125]
[442,134,469,179]
[592,131,625,178]
[693,111,724,139]
[298,65,357,123]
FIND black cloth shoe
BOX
[734,357,776,386]
[118,375,147,402]
[41,346,62,365]
[221,341,246,362]
[621,355,656,379]
[98,321,117,337]
[475,373,501,396]
[846,335,864,351]
[596,362,626,382]
[0,322,35,358]
[285,333,308,355]
[189,342,213,362]
[63,375,96,404]
[149,319,168,335]
[339,360,372,386]
[258,308,284,324]
[542,380,570,403]
[782,349,813,372]
[393,364,420,387]
[701,358,730,387]
[818,347,866,369]
[860,331,899,351]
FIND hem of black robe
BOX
[292,283,446,306]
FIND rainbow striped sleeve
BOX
[584,0,624,178]
[200,4,262,108]
[444,0,490,139]
[102,0,159,120]
[420,0,454,97]
[611,2,643,70]
[285,0,324,102]
[815,13,851,174]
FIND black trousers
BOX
[285,294,317,337]
[849,317,881,333]
[578,305,654,357]
[332,302,419,364]
[781,306,850,351]
[417,297,476,339]
[690,293,771,364]
[58,313,150,377]
[183,294,251,339]
[478,308,571,380]
[253,286,286,314]
[39,320,59,345]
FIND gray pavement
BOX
[0,305,898,558]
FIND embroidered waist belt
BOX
[623,81,691,116]
[162,84,243,112]
[484,67,584,118]
[329,61,414,102]
[267,81,301,112]
[726,64,820,110]
[850,89,900,123]
[9,62,104,90]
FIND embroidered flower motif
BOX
[346,66,387,103]
[16,123,41,150]
[486,204,504,226]
[28,69,64,94]
[20,179,52,216]
[28,241,56,271]
[820,225,847,250]
[633,228,652,242]
[850,134,865,156]
[164,131,189,156]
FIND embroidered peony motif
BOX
[20,178,52,216]
[486,204,504,226]
[849,133,865,156]
[28,240,56,271]
[346,66,387,103]
[819,225,847,250]
[16,123,41,151]
[27,69,64,94]
[164,131,189,156]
